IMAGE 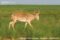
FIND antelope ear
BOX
[33,8,40,15]
[34,8,40,13]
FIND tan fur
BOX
[9,10,40,30]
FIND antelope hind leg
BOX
[9,21,13,29]
[9,21,16,30]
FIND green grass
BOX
[0,5,60,40]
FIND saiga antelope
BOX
[9,9,40,30]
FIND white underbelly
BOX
[18,18,27,22]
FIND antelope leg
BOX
[11,22,15,30]
[28,22,33,28]
[25,22,27,28]
[9,21,13,29]
[9,20,16,30]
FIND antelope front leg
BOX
[25,22,27,28]
[28,22,33,28]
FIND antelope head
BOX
[33,9,40,20]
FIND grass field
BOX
[0,5,60,40]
